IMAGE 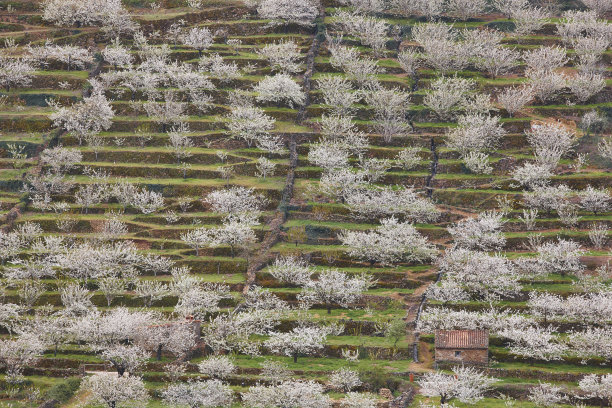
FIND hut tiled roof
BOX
[435,330,489,349]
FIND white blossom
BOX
[580,185,610,214]
[578,374,612,405]
[181,27,214,56]
[447,0,487,20]
[0,56,36,92]
[258,41,303,74]
[298,269,374,313]
[568,72,605,102]
[265,326,328,362]
[226,104,276,147]
[198,355,236,379]
[162,380,233,408]
[256,156,276,179]
[268,256,314,286]
[568,326,612,364]
[80,373,148,408]
[435,248,521,301]
[340,392,377,408]
[49,92,115,144]
[418,366,496,405]
[242,380,331,408]
[257,0,319,27]
[424,76,475,120]
[40,146,82,175]
[100,344,149,377]
[329,367,362,392]
[339,217,437,266]
[254,74,306,108]
[0,334,45,381]
[448,211,506,251]
[497,86,532,117]
[446,114,506,157]
[345,186,439,222]
[511,7,549,37]
[528,382,566,407]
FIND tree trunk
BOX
[327,305,331,314]
[54,344,58,357]
[293,353,298,363]
[157,344,163,361]
[411,75,419,92]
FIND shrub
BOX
[43,377,81,403]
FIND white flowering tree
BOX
[198,355,236,380]
[0,56,36,92]
[268,256,314,286]
[204,187,266,219]
[446,114,506,158]
[226,103,276,147]
[265,326,328,363]
[579,374,612,405]
[329,367,362,392]
[49,92,115,145]
[417,366,496,405]
[447,211,506,251]
[535,239,585,276]
[424,76,476,120]
[497,86,533,117]
[0,334,45,382]
[182,27,214,55]
[254,74,306,108]
[162,380,233,408]
[79,373,149,408]
[365,87,411,142]
[298,270,375,313]
[317,76,360,116]
[257,0,319,27]
[242,380,331,408]
[580,185,611,215]
[500,325,568,362]
[40,146,82,175]
[345,186,439,222]
[433,248,521,301]
[528,382,566,407]
[339,218,437,266]
[100,344,149,377]
[568,326,612,366]
[42,0,137,36]
[258,41,303,74]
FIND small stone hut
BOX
[434,329,489,365]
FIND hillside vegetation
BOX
[0,0,611,407]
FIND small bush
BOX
[43,377,81,403]
[359,366,400,392]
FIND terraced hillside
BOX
[0,0,611,407]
